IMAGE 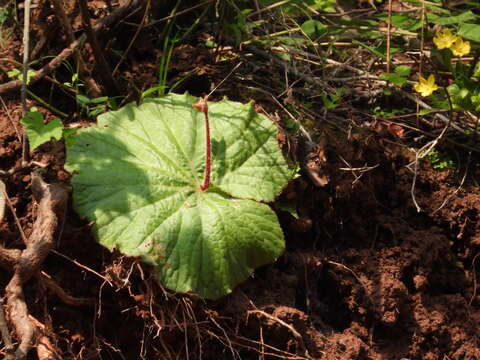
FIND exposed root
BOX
[249,309,310,358]
[0,171,68,359]
[0,297,15,359]
[38,272,95,307]
[29,316,62,360]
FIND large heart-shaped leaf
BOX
[65,93,293,299]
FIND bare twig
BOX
[0,0,142,95]
[78,0,119,95]
[0,160,47,178]
[0,38,82,94]
[246,0,293,19]
[50,249,113,287]
[244,45,329,92]
[50,0,101,97]
[408,122,450,212]
[39,272,95,306]
[0,180,5,224]
[112,0,151,75]
[386,0,393,74]
[432,152,470,214]
[143,0,215,28]
[243,85,313,142]
[249,309,308,357]
[20,0,31,165]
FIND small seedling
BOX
[425,150,456,171]
[20,108,76,149]
[7,68,35,84]
[321,88,344,109]
[76,94,117,117]
[21,108,64,149]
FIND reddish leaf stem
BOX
[193,96,211,191]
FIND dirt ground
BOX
[0,1,479,359]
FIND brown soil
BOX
[0,1,479,359]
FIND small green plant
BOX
[20,107,74,149]
[321,88,344,109]
[64,73,82,89]
[425,150,456,171]
[373,106,410,118]
[7,68,36,84]
[156,36,178,96]
[379,65,412,86]
[66,93,294,299]
[76,94,117,117]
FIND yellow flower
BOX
[414,74,439,97]
[450,36,470,57]
[433,28,457,49]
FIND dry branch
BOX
[78,0,119,95]
[0,0,141,95]
[20,0,32,164]
[50,0,101,97]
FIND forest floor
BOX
[0,0,479,359]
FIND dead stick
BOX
[78,0,119,95]
[39,272,95,307]
[20,0,31,165]
[249,310,307,356]
[0,37,82,94]
[0,0,141,95]
[112,0,151,75]
[50,0,101,97]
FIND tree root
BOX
[0,171,68,359]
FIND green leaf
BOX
[418,108,438,115]
[76,94,91,106]
[141,86,168,99]
[275,199,299,219]
[395,65,411,77]
[473,61,480,78]
[7,68,35,84]
[301,20,327,38]
[378,13,421,31]
[428,11,478,25]
[352,39,386,60]
[458,23,480,42]
[20,111,64,149]
[62,128,77,148]
[65,93,293,299]
[379,73,407,86]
